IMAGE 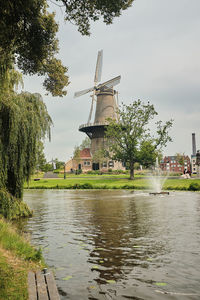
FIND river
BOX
[21,190,200,299]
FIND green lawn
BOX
[25,176,200,191]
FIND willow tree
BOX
[0,70,52,218]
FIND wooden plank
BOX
[45,271,60,300]
[28,271,37,300]
[36,271,49,300]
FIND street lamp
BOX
[64,163,66,179]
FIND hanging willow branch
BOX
[0,91,52,199]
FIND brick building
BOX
[65,148,125,173]
[160,155,191,173]
[191,154,197,174]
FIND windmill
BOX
[74,50,121,123]
[74,50,121,167]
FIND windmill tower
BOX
[74,50,121,160]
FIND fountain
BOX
[149,158,169,195]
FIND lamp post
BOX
[64,163,66,179]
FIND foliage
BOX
[105,100,173,179]
[80,137,91,150]
[139,140,163,169]
[35,141,47,172]
[0,0,135,96]
[0,189,32,220]
[0,91,52,199]
[73,146,81,167]
[59,0,134,35]
[75,169,82,175]
[92,149,107,164]
[188,182,200,191]
[176,153,185,166]
[0,1,69,97]
[54,158,65,170]
[134,162,141,170]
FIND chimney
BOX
[192,133,196,155]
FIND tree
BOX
[105,100,173,180]
[139,140,162,169]
[0,0,134,95]
[35,141,47,172]
[0,1,69,97]
[80,137,91,150]
[54,158,65,170]
[92,149,107,169]
[73,146,81,170]
[0,91,52,199]
[60,0,134,35]
[176,152,185,171]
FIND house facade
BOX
[160,155,191,173]
[191,154,197,174]
[65,148,125,173]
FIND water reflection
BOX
[22,190,200,299]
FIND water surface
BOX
[22,190,200,299]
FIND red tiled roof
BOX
[80,148,91,158]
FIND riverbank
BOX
[0,218,45,300]
[25,176,200,191]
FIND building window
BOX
[109,161,114,167]
[102,162,107,168]
[84,161,91,166]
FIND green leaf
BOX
[63,275,72,281]
[92,265,99,269]
[155,282,167,286]
[106,280,116,284]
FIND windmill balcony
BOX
[79,121,109,130]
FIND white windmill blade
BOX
[87,93,95,123]
[98,75,121,89]
[74,87,94,98]
[94,50,103,84]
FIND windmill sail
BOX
[74,87,94,98]
[94,50,103,84]
[87,93,95,123]
[98,75,121,89]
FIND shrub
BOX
[75,169,82,175]
[0,189,32,220]
[188,182,200,191]
[80,183,93,189]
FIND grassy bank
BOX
[0,218,45,300]
[24,176,200,191]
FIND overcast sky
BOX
[23,0,200,162]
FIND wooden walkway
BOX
[28,269,60,300]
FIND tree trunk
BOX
[129,162,134,180]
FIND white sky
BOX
[23,0,200,161]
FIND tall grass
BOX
[0,218,45,299]
[0,219,43,261]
